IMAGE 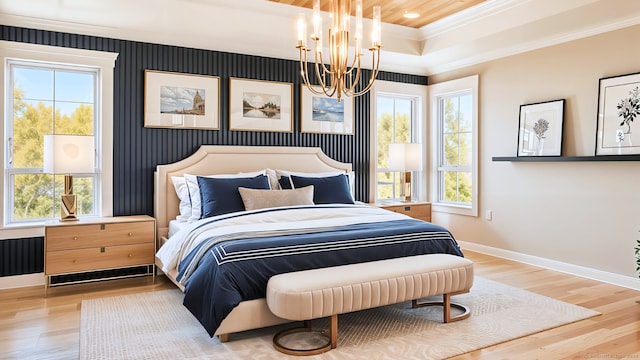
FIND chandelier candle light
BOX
[296,0,382,102]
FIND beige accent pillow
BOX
[239,186,315,210]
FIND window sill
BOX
[432,202,477,217]
[0,223,45,239]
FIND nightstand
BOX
[373,202,432,222]
[44,215,156,293]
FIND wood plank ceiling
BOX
[268,0,486,28]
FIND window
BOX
[7,61,99,224]
[370,81,426,203]
[1,41,117,232]
[429,75,478,216]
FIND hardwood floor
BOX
[1,251,639,359]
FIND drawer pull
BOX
[128,253,132,258]
[404,206,411,211]
[100,247,105,253]
[72,259,77,263]
[73,236,78,241]
[128,232,133,236]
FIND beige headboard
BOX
[154,145,353,239]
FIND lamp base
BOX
[60,193,78,221]
[399,171,412,203]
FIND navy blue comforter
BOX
[177,207,463,337]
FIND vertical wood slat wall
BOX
[0,25,427,276]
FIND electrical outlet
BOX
[485,210,492,221]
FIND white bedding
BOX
[155,204,408,275]
[168,219,189,238]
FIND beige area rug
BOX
[79,277,599,360]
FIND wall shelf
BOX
[492,155,640,162]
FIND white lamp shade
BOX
[388,143,422,171]
[43,134,95,174]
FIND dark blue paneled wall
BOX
[0,25,427,276]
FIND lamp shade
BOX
[388,143,422,171]
[43,134,95,174]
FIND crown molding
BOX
[419,0,522,39]
[0,13,117,37]
[0,0,638,77]
[423,1,640,75]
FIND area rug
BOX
[79,277,599,359]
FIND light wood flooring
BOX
[1,251,639,359]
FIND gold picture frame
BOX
[300,85,354,135]
[229,78,293,132]
[144,70,220,130]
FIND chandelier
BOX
[296,0,382,102]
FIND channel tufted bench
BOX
[266,253,474,356]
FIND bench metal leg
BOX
[330,314,337,349]
[412,291,471,323]
[272,315,338,356]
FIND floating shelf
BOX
[492,155,640,162]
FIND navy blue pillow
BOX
[197,175,270,218]
[278,176,292,189]
[290,174,354,204]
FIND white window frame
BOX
[369,80,427,203]
[428,75,479,217]
[0,41,117,238]
[7,60,101,225]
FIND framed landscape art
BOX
[300,85,354,135]
[144,70,219,130]
[229,78,293,132]
[517,99,565,157]
[596,72,640,155]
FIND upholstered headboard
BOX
[154,145,353,239]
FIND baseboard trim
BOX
[459,240,640,291]
[0,272,44,290]
[2,244,639,292]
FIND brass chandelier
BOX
[296,0,382,102]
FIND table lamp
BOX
[388,143,422,202]
[43,134,95,221]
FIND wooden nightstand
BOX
[373,202,432,222]
[44,215,156,293]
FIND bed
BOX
[154,145,464,340]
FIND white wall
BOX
[429,24,640,279]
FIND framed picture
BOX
[229,78,293,132]
[517,99,565,157]
[596,72,640,155]
[300,85,354,135]
[144,70,220,129]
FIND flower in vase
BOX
[617,86,640,134]
[533,118,549,141]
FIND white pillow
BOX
[184,170,267,222]
[238,186,315,211]
[171,176,191,222]
[265,168,279,191]
[275,169,355,196]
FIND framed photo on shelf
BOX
[144,70,219,130]
[517,99,565,157]
[229,78,293,132]
[596,72,640,155]
[300,85,354,135]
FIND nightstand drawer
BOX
[46,221,154,251]
[381,203,431,222]
[45,242,155,275]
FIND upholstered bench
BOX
[266,253,474,355]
